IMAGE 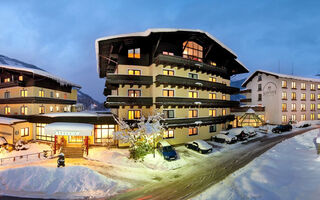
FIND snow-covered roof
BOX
[0,117,26,125]
[242,70,320,87]
[44,122,94,136]
[0,55,81,88]
[42,112,112,117]
[246,108,256,114]
[158,140,171,147]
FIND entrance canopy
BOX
[44,123,94,136]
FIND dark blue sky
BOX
[1,0,319,101]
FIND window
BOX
[183,41,203,62]
[281,80,287,88]
[188,110,198,118]
[291,81,296,89]
[289,93,295,101]
[222,109,227,116]
[210,62,217,66]
[18,75,23,81]
[163,110,174,118]
[209,93,216,99]
[282,103,287,112]
[128,110,141,120]
[4,91,10,99]
[318,84,320,90]
[128,69,141,75]
[318,114,320,120]
[163,69,174,76]
[291,103,296,111]
[68,136,83,143]
[301,114,306,121]
[162,51,174,56]
[318,94,320,100]
[281,92,287,100]
[188,127,198,136]
[50,91,54,98]
[209,109,216,117]
[94,125,114,143]
[36,123,54,141]
[311,83,315,90]
[311,93,315,101]
[163,89,174,97]
[4,78,10,82]
[209,77,216,82]
[258,75,262,82]
[128,48,140,59]
[20,106,28,115]
[188,91,198,98]
[301,83,306,90]
[301,104,306,111]
[282,115,287,123]
[258,84,262,91]
[56,106,60,112]
[291,114,296,121]
[222,95,226,100]
[311,113,315,120]
[20,128,29,137]
[20,89,28,97]
[128,90,141,97]
[318,104,320,110]
[258,94,262,101]
[311,103,315,111]
[39,106,45,114]
[50,106,54,112]
[64,93,67,99]
[64,106,70,112]
[56,92,60,98]
[209,125,217,133]
[301,93,306,100]
[163,130,174,139]
[39,90,44,97]
[188,73,198,79]
[4,106,10,115]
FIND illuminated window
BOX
[301,114,306,121]
[318,114,320,120]
[291,114,296,121]
[282,103,287,112]
[36,123,54,141]
[318,94,320,100]
[128,69,141,75]
[128,48,140,59]
[209,93,216,99]
[301,104,306,111]
[222,109,226,116]
[183,41,203,62]
[318,104,320,110]
[291,81,296,89]
[209,109,216,117]
[291,103,296,111]
[94,125,115,143]
[56,106,60,112]
[64,93,67,99]
[188,73,198,79]
[188,110,198,118]
[209,77,216,82]
[311,103,315,111]
[281,92,287,100]
[20,106,28,115]
[20,128,29,137]
[163,110,174,118]
[163,69,174,76]
[163,130,174,139]
[258,115,265,121]
[188,91,198,98]
[4,91,10,99]
[4,78,10,83]
[56,92,60,98]
[128,90,141,97]
[163,89,174,97]
[311,113,315,120]
[39,90,44,97]
[209,125,216,133]
[222,95,226,100]
[20,89,28,97]
[39,106,45,114]
[318,84,320,90]
[68,136,83,143]
[301,83,306,90]
[18,75,23,81]
[281,80,287,88]
[301,93,306,100]
[188,127,198,136]
[128,110,141,120]
[291,92,296,100]
[4,106,10,115]
[282,115,287,123]
[50,106,54,112]
[311,83,315,90]
[162,51,174,56]
[311,93,315,101]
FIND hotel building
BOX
[95,29,248,145]
[240,70,320,124]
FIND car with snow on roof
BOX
[185,140,213,154]
[243,126,257,138]
[212,133,237,144]
[272,124,292,133]
[228,128,248,141]
[157,140,177,161]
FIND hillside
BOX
[77,90,105,111]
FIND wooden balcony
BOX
[239,89,251,94]
[105,96,153,108]
[0,97,76,105]
[240,98,251,103]
[105,74,153,87]
[154,54,229,78]
[164,115,235,128]
[231,106,265,112]
[155,97,239,108]
[0,81,24,89]
[156,75,239,94]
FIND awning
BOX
[44,122,94,136]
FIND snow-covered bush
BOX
[15,140,29,151]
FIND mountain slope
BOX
[230,78,246,101]
[77,90,105,111]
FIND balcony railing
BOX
[231,106,265,112]
[240,98,251,103]
[0,97,76,105]
[155,97,239,108]
[105,74,153,87]
[0,81,24,89]
[105,96,153,108]
[156,75,239,94]
[163,115,235,128]
[154,54,229,78]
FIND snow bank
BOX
[194,129,320,200]
[0,166,126,199]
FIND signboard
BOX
[53,130,81,136]
[44,122,94,136]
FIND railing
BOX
[0,150,53,166]
[155,97,239,108]
[0,81,24,89]
[105,96,153,108]
[105,74,153,86]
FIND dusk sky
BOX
[1,0,319,101]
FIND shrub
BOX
[129,140,153,161]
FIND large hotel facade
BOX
[240,70,320,124]
[95,29,248,145]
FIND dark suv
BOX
[272,124,292,133]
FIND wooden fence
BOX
[0,150,53,166]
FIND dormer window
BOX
[128,48,140,59]
[182,41,203,62]
[4,78,10,83]
[163,51,174,56]
[19,75,23,81]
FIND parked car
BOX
[272,124,292,133]
[243,126,257,138]
[157,140,177,161]
[212,133,237,144]
[298,123,311,128]
[185,140,213,154]
[228,128,249,141]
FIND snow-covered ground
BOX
[193,128,320,200]
[0,166,128,199]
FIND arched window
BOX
[182,41,203,62]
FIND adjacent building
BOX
[95,29,248,145]
[240,70,320,124]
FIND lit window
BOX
[20,106,28,115]
[18,75,23,81]
[128,69,141,75]
[311,113,315,120]
[311,93,315,100]
[188,110,198,118]
[222,109,226,116]
[188,127,198,136]
[311,104,315,111]
[39,90,44,97]
[183,41,203,62]
[301,93,306,100]
[56,92,60,98]
[291,114,296,121]
[163,69,174,76]
[94,125,114,144]
[20,128,29,137]
[209,77,216,82]
[282,103,287,112]
[209,93,216,99]
[128,48,140,59]
[56,106,60,112]
[36,123,54,141]
[128,110,141,120]
[128,90,141,97]
[291,103,296,111]
[4,78,10,83]
[162,51,174,56]
[318,84,320,90]
[301,114,306,121]
[301,104,306,111]
[318,94,320,100]
[163,130,174,139]
[20,89,28,97]
[163,110,174,118]
[4,106,10,115]
[188,91,198,98]
[291,81,296,89]
[281,80,287,88]
[209,109,216,117]
[301,83,306,90]
[68,136,83,143]
[311,84,315,90]
[282,115,287,123]
[258,115,265,121]
[291,92,296,100]
[222,95,226,100]
[318,114,320,120]
[188,73,198,79]
[163,89,174,97]
[209,125,216,133]
[281,92,287,100]
[64,93,67,99]
[39,106,45,114]
[50,106,54,112]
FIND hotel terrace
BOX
[95,29,249,145]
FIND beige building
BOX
[241,70,320,124]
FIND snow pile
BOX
[0,166,126,199]
[194,129,320,200]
